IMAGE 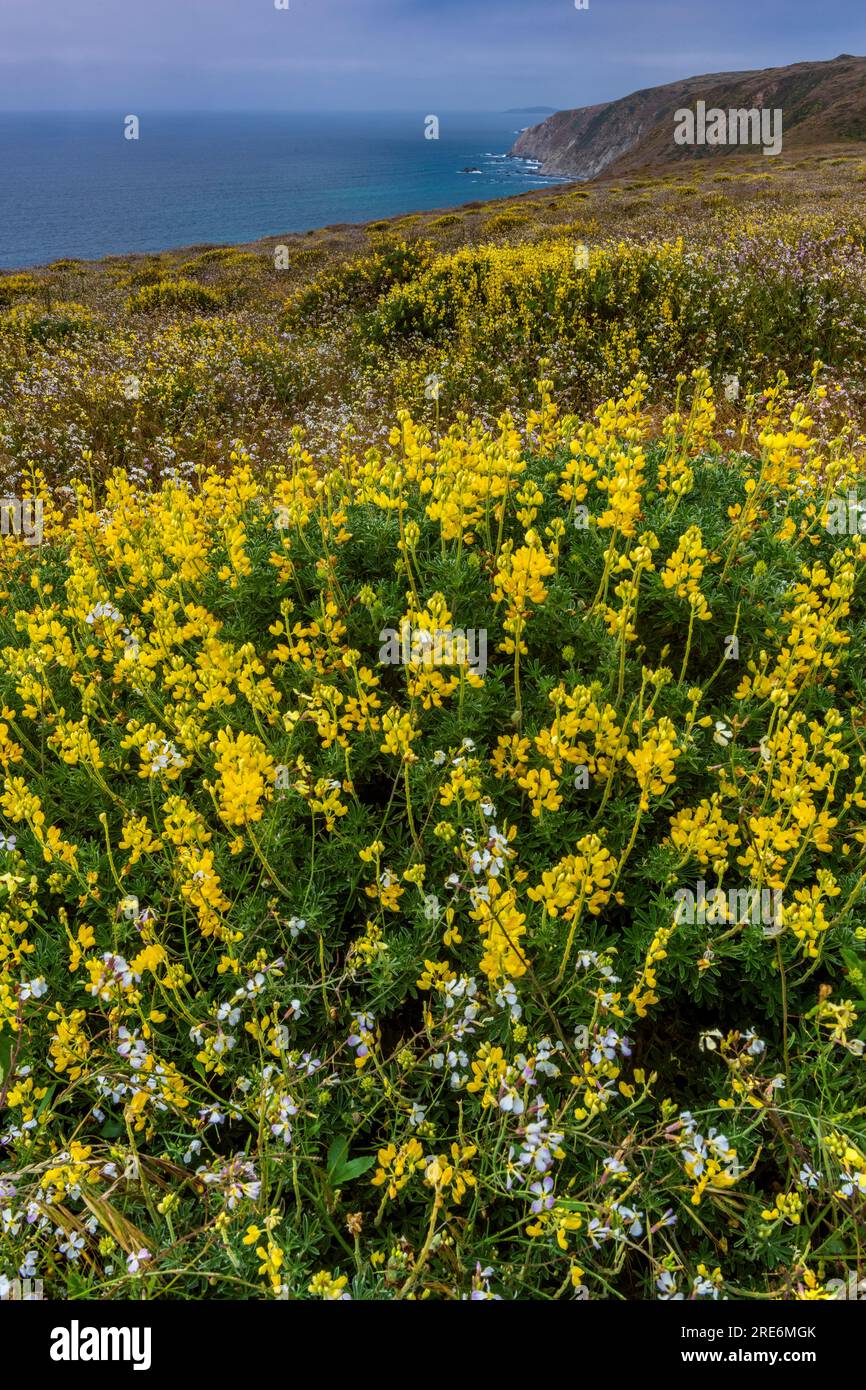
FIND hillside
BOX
[1,141,864,487]
[511,53,866,177]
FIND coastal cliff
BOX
[510,54,866,177]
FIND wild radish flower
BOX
[468,824,510,878]
[470,847,492,875]
[2,1209,22,1236]
[117,1026,147,1068]
[465,1264,501,1300]
[495,980,521,1020]
[57,1229,85,1260]
[682,1139,707,1178]
[529,1176,554,1214]
[443,975,476,1009]
[590,1029,632,1066]
[652,1210,678,1233]
[198,1156,261,1209]
[432,1048,469,1089]
[519,1116,563,1173]
[837,1171,866,1199]
[198,1105,226,1127]
[88,953,138,1001]
[612,1203,643,1239]
[587,1217,612,1249]
[126,1248,151,1274]
[145,738,185,774]
[19,977,47,1000]
[499,1082,525,1116]
[290,1052,322,1076]
[85,601,123,626]
[656,1270,683,1299]
[535,1038,563,1077]
[270,1095,298,1145]
[347,1012,375,1066]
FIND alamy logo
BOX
[826,1273,866,1299]
[50,1320,152,1371]
[674,880,782,931]
[379,622,488,677]
[0,497,43,545]
[825,491,866,535]
[674,101,783,157]
[0,1276,43,1299]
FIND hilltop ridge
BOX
[511,54,866,177]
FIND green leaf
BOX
[326,1135,375,1185]
[335,1155,376,1183]
[326,1135,350,1177]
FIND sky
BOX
[0,0,863,112]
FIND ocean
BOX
[0,110,562,271]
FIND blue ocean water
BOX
[0,111,562,270]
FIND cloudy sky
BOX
[0,0,863,111]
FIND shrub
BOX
[362,225,866,407]
[1,370,865,1300]
[0,273,41,306]
[282,238,433,331]
[126,278,224,313]
[483,211,530,235]
[0,299,97,342]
